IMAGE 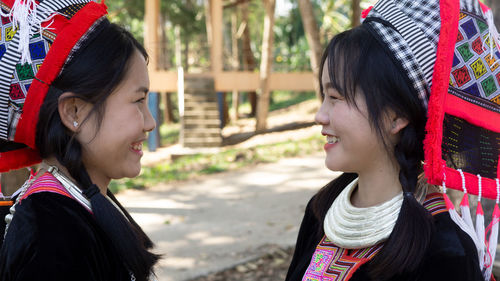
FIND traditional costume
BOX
[287,0,500,280]
[0,0,146,280]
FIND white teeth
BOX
[132,143,142,151]
[327,136,339,144]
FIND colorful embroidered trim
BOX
[450,11,500,105]
[302,237,382,281]
[20,172,72,201]
[422,192,448,216]
[302,193,447,281]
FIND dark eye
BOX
[135,98,145,103]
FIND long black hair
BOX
[313,25,433,280]
[36,19,159,281]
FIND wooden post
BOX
[211,0,223,74]
[255,0,276,132]
[231,9,240,121]
[144,0,160,71]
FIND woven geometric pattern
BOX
[0,0,90,141]
[442,114,500,179]
[450,12,500,105]
[302,237,382,281]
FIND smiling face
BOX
[315,60,390,174]
[76,49,155,187]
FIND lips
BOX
[130,141,143,153]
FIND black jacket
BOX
[0,193,130,281]
[286,196,485,281]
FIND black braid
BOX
[368,125,434,280]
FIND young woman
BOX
[285,0,495,280]
[0,1,159,280]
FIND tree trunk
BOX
[255,0,276,132]
[298,0,322,101]
[351,0,361,27]
[204,0,212,46]
[184,40,189,72]
[241,2,257,116]
[1,168,30,196]
[487,0,500,30]
[231,9,240,121]
[159,13,171,70]
[175,25,182,68]
[163,92,175,123]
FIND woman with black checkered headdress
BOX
[286,0,500,280]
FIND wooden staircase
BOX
[181,77,222,148]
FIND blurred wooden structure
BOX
[143,0,315,93]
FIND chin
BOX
[325,160,353,173]
[123,165,142,178]
[325,158,341,171]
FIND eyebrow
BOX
[324,82,334,89]
[136,86,149,94]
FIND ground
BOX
[190,246,294,281]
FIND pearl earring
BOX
[73,121,78,127]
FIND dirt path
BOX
[117,154,338,281]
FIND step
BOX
[184,104,218,111]
[184,77,215,91]
[183,119,221,126]
[183,112,220,118]
[182,128,222,135]
[183,124,221,130]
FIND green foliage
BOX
[104,0,377,72]
[106,0,145,43]
[163,0,205,37]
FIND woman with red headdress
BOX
[0,0,159,280]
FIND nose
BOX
[144,103,156,132]
[315,99,329,125]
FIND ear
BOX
[389,115,409,135]
[58,92,90,133]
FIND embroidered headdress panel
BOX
[363,0,500,199]
[0,0,108,172]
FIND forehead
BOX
[321,59,330,85]
[125,50,149,85]
[111,50,149,95]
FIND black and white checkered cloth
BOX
[365,0,442,109]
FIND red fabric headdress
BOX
[0,0,108,172]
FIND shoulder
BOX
[14,192,96,239]
[2,192,100,256]
[429,212,476,257]
[415,212,484,281]
[0,193,116,281]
